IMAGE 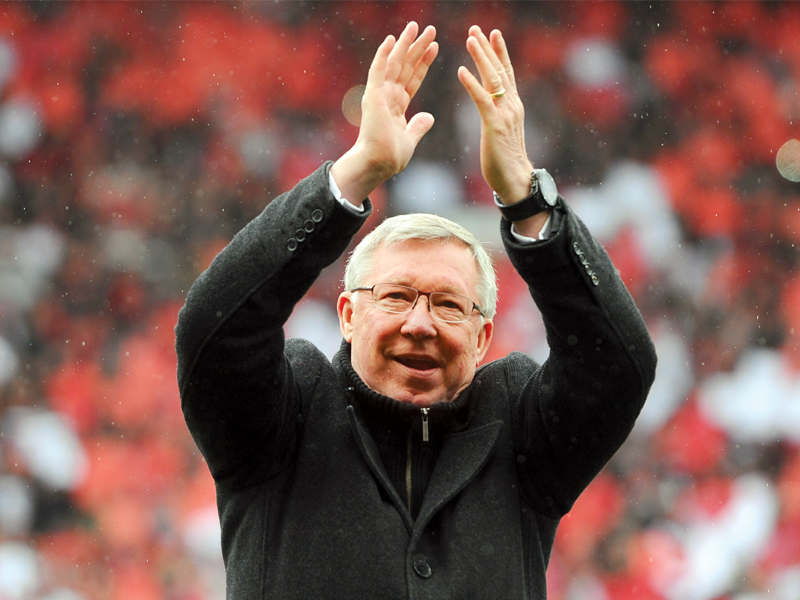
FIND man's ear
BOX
[337,292,355,342]
[475,318,494,366]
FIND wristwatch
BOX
[493,168,559,221]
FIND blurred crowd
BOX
[0,1,799,599]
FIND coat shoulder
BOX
[477,351,540,394]
[285,338,335,382]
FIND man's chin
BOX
[390,387,449,407]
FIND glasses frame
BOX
[350,283,485,323]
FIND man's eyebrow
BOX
[434,286,469,296]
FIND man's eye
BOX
[386,292,409,301]
[434,296,467,312]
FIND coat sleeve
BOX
[175,162,371,489]
[502,200,657,517]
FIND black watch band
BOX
[493,169,559,221]
[493,190,554,221]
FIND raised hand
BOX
[331,22,438,205]
[458,26,535,209]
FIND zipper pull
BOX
[421,407,430,442]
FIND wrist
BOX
[490,162,534,205]
[331,147,390,205]
[494,167,560,224]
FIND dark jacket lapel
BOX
[346,404,415,532]
[414,419,503,530]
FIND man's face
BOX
[338,239,493,407]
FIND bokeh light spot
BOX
[776,139,800,182]
[342,84,365,126]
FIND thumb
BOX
[406,112,435,147]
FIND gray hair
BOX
[344,213,498,319]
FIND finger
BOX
[366,34,396,91]
[457,65,497,118]
[398,25,436,89]
[465,36,505,99]
[470,26,510,92]
[405,41,439,100]
[467,25,510,95]
[490,29,517,93]
[385,21,419,83]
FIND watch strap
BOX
[493,187,553,221]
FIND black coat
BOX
[176,162,657,599]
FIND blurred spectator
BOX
[0,1,799,598]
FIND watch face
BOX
[536,170,559,206]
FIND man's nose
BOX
[401,295,437,337]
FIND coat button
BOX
[311,209,324,223]
[295,229,307,242]
[303,219,315,233]
[413,559,432,578]
[287,238,298,252]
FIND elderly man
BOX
[176,22,656,599]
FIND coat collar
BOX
[335,341,503,531]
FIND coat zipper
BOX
[406,433,413,513]
[406,407,430,515]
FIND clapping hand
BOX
[331,22,438,205]
[458,27,548,233]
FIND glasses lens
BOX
[430,292,471,322]
[372,284,417,313]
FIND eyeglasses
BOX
[350,283,485,323]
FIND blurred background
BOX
[0,1,799,599]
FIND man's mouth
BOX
[395,356,439,371]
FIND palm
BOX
[329,23,437,205]
[360,82,420,175]
[355,23,437,180]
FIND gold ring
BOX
[490,88,506,99]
